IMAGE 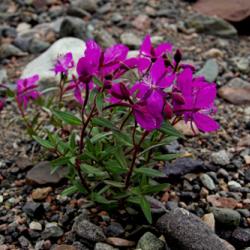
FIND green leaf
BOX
[134,167,165,177]
[92,76,104,88]
[33,136,54,149]
[92,117,117,130]
[104,180,125,188]
[51,156,71,167]
[154,153,182,161]
[139,136,178,156]
[141,183,169,194]
[114,148,127,169]
[96,93,104,114]
[91,192,115,204]
[140,196,152,224]
[160,121,184,138]
[61,185,78,196]
[113,131,132,146]
[80,164,106,177]
[53,110,82,125]
[90,132,112,144]
[105,161,127,174]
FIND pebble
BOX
[32,187,52,200]
[94,28,116,48]
[72,219,106,242]
[201,213,215,231]
[137,232,165,250]
[197,58,219,82]
[22,201,44,218]
[105,222,124,237]
[0,68,7,83]
[42,224,64,239]
[106,237,135,247]
[120,32,141,48]
[210,207,241,228]
[200,174,216,191]
[70,0,97,13]
[228,181,242,189]
[53,245,77,250]
[29,221,42,231]
[207,195,238,209]
[94,243,118,250]
[231,227,250,248]
[204,48,224,58]
[157,208,228,250]
[211,150,230,166]
[0,44,26,60]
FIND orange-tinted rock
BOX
[218,87,250,105]
[207,195,238,209]
[106,237,135,247]
[193,0,250,22]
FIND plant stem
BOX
[125,130,148,189]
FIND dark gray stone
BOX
[29,38,50,54]
[137,232,165,250]
[210,207,241,228]
[42,226,64,239]
[0,44,26,60]
[59,16,86,40]
[232,227,250,248]
[72,219,106,242]
[94,243,118,250]
[105,222,124,237]
[244,169,250,182]
[164,158,206,178]
[156,208,228,250]
[22,202,44,218]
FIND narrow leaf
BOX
[134,167,165,177]
[53,110,82,125]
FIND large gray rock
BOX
[185,14,237,37]
[21,37,85,88]
[156,208,229,250]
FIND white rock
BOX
[29,221,42,231]
[21,37,86,89]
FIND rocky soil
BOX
[0,0,250,249]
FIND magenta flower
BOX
[133,102,163,131]
[173,68,219,132]
[0,99,4,112]
[77,40,129,85]
[16,75,40,109]
[53,52,74,75]
[140,35,172,60]
[132,58,174,115]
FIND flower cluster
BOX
[13,35,219,132]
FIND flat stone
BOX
[72,219,106,242]
[210,207,241,228]
[32,187,52,200]
[137,232,165,250]
[0,44,27,60]
[53,245,76,250]
[22,201,44,218]
[70,0,97,13]
[197,59,219,82]
[218,86,250,105]
[185,14,237,37]
[156,208,228,250]
[164,158,207,178]
[21,37,86,88]
[106,237,135,247]
[207,195,238,209]
[26,161,67,185]
[193,0,250,22]
[15,156,33,171]
[42,225,64,239]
